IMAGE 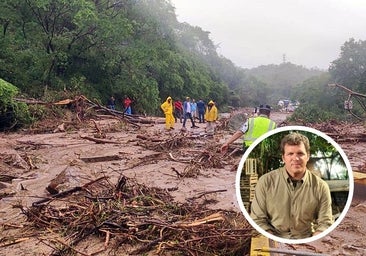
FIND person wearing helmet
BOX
[161,96,175,130]
[204,100,218,135]
[221,104,276,153]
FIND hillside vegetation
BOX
[1,0,366,127]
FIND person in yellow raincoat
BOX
[204,100,218,135]
[161,96,175,130]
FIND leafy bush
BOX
[288,103,339,124]
[0,79,32,131]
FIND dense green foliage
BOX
[329,38,366,94]
[288,73,343,123]
[327,38,366,120]
[0,0,325,114]
[0,0,365,123]
[0,79,31,130]
[0,0,231,114]
[288,38,366,123]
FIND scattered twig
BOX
[49,237,90,256]
[171,167,183,178]
[0,237,30,247]
[32,176,107,207]
[188,189,227,200]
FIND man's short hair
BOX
[280,132,310,155]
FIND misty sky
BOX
[171,0,366,70]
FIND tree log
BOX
[80,135,121,144]
[80,155,121,163]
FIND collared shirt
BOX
[250,167,333,239]
[184,101,191,113]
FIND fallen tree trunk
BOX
[80,155,121,163]
[80,135,121,144]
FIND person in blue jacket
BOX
[197,99,206,123]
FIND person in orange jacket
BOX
[161,96,175,130]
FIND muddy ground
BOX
[1,109,366,256]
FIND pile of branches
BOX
[18,95,153,134]
[137,132,193,151]
[309,120,366,143]
[182,143,227,178]
[18,175,252,255]
[136,133,238,179]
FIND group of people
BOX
[172,98,208,124]
[160,96,218,134]
[106,96,133,115]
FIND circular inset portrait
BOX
[236,126,353,244]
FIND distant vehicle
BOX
[277,99,299,112]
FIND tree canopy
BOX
[0,1,365,123]
[288,38,366,123]
[0,0,230,114]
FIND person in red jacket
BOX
[123,96,132,115]
[174,99,183,123]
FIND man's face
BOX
[282,142,310,179]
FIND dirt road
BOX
[1,110,366,255]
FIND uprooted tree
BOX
[328,83,366,121]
